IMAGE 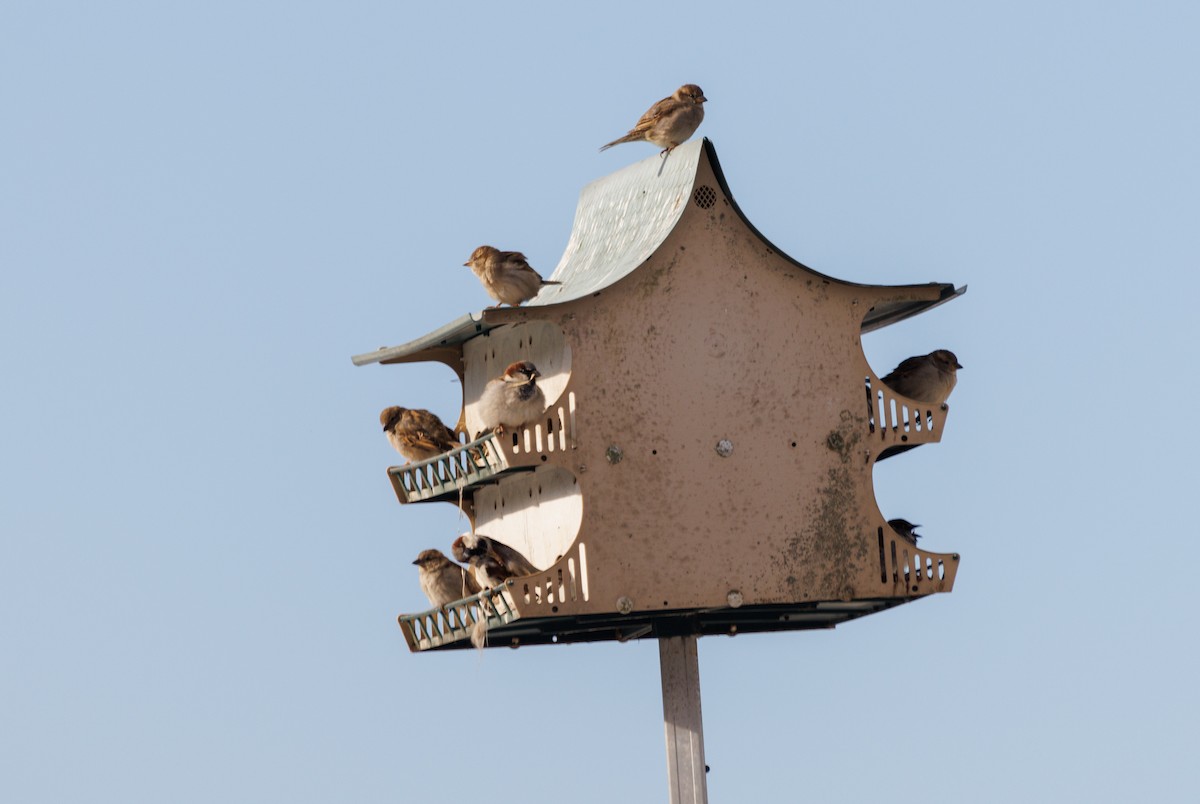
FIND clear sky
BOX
[3,2,1198,802]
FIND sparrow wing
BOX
[600,95,682,150]
[500,252,542,280]
[882,355,925,384]
[632,94,678,131]
[497,252,561,289]
[406,409,459,448]
[478,552,513,584]
[488,538,539,576]
[394,432,442,457]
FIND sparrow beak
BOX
[411,559,421,566]
[955,361,964,369]
[697,95,708,103]
[462,261,470,267]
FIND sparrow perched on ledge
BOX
[887,519,922,546]
[881,349,962,407]
[451,532,540,589]
[600,84,707,155]
[380,406,460,462]
[476,361,546,436]
[464,245,561,308]
[412,549,481,609]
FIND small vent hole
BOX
[693,185,717,209]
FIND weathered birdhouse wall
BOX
[479,146,957,622]
[356,139,963,650]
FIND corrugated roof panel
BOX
[525,140,703,306]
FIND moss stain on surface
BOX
[781,410,867,601]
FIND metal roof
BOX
[527,138,705,306]
[351,313,492,367]
[352,138,963,366]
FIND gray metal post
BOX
[659,635,708,804]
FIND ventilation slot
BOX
[876,527,887,583]
[518,541,589,611]
[505,396,574,458]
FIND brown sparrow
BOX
[451,532,540,589]
[463,245,561,308]
[412,548,481,609]
[887,519,922,546]
[380,406,460,462]
[600,84,707,155]
[476,361,545,436]
[881,350,962,406]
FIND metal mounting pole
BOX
[659,635,708,804]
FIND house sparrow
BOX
[451,532,540,589]
[881,350,963,406]
[380,406,460,462]
[887,519,922,546]
[476,361,545,436]
[412,548,481,609]
[600,84,707,155]
[464,245,561,308]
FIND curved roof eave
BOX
[353,138,963,366]
[695,138,965,330]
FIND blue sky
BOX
[3,2,1198,802]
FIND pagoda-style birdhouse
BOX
[354,139,964,652]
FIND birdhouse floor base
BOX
[398,596,933,652]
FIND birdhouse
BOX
[354,139,965,652]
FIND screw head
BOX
[605,445,624,464]
[715,439,734,457]
[727,590,744,608]
[616,596,634,615]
